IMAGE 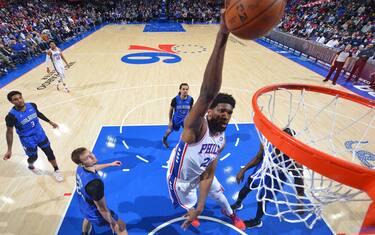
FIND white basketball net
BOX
[250,87,375,229]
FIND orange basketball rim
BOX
[252,83,375,234]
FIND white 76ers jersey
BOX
[48,48,64,68]
[167,126,225,189]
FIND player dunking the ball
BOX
[166,11,245,230]
[46,41,70,92]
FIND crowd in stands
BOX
[0,0,103,77]
[279,0,374,54]
[1,0,373,78]
[94,0,161,23]
[0,0,163,77]
[168,0,222,23]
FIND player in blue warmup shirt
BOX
[162,83,194,148]
[71,147,128,235]
[3,91,64,182]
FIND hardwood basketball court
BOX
[0,24,373,235]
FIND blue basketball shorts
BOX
[19,131,50,157]
[172,119,184,131]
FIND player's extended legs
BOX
[56,71,70,93]
[231,176,254,211]
[167,174,200,227]
[211,190,233,215]
[21,138,43,174]
[244,201,264,229]
[212,191,246,230]
[82,218,92,235]
[162,127,173,148]
[292,168,305,197]
[55,72,62,91]
[231,186,251,211]
[41,146,64,182]
[27,155,43,175]
[291,165,306,215]
[27,155,37,168]
[209,178,245,230]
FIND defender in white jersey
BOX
[166,10,245,231]
[46,42,70,92]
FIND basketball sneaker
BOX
[53,170,64,182]
[191,218,200,227]
[230,202,243,211]
[28,165,43,175]
[222,209,246,230]
[244,219,263,229]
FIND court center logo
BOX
[121,44,207,65]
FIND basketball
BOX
[225,0,287,39]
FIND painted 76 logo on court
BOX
[121,44,181,64]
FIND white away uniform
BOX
[47,48,65,79]
[46,47,69,91]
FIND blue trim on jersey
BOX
[171,141,187,178]
[168,140,188,209]
[168,173,180,208]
